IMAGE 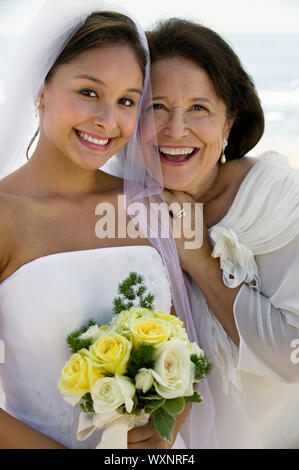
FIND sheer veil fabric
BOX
[0,0,216,448]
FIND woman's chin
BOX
[161,169,195,192]
[163,179,190,192]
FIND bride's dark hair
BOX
[146,18,264,160]
[46,11,147,83]
[26,11,147,159]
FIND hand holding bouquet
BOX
[58,273,212,448]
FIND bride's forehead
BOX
[69,44,140,65]
[46,45,143,84]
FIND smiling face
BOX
[150,56,233,195]
[39,44,143,171]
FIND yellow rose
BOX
[81,349,107,386]
[127,307,155,318]
[152,310,184,327]
[152,310,189,341]
[111,307,154,333]
[58,352,104,397]
[131,317,172,348]
[90,333,132,375]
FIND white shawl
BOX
[196,152,299,396]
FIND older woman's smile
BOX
[158,145,199,165]
[150,56,231,193]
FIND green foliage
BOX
[80,393,95,413]
[126,344,155,378]
[139,393,162,400]
[162,397,185,416]
[153,407,176,444]
[191,353,213,382]
[136,285,146,297]
[145,396,186,444]
[140,293,155,309]
[66,319,97,353]
[129,406,142,416]
[113,297,131,316]
[113,272,155,314]
[184,391,203,405]
[144,398,165,414]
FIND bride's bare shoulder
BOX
[0,168,31,269]
[0,190,19,275]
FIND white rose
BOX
[79,325,106,342]
[135,368,154,394]
[188,341,205,357]
[150,338,195,399]
[91,375,135,414]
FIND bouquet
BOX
[58,273,212,448]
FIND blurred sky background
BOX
[0,0,299,166]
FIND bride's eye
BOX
[118,97,135,107]
[79,88,98,98]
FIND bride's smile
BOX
[74,129,112,150]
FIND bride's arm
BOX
[0,409,66,449]
[0,200,65,449]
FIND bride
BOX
[0,1,204,449]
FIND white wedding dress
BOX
[0,245,179,449]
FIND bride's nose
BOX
[93,102,117,132]
[164,109,190,140]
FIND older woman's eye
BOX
[192,104,207,111]
[152,103,167,111]
[79,88,98,98]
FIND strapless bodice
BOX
[0,245,172,448]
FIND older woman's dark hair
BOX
[146,19,264,160]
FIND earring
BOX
[35,100,40,118]
[221,139,228,164]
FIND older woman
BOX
[146,19,299,449]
